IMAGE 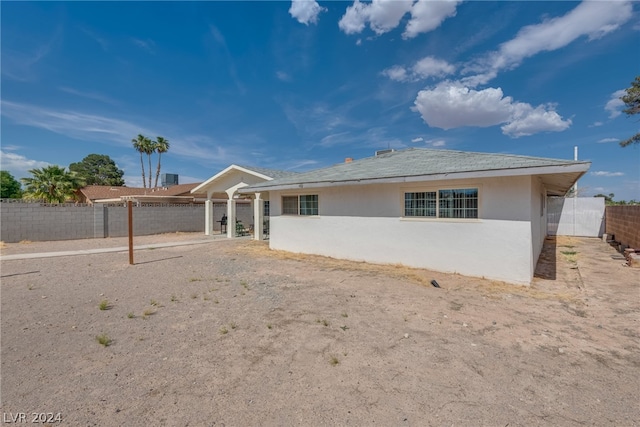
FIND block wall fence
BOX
[605,205,640,250]
[0,201,253,243]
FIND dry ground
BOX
[1,234,638,426]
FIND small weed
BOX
[214,299,219,304]
[450,302,463,311]
[240,280,249,289]
[203,295,210,301]
[190,293,198,299]
[150,299,159,306]
[340,325,349,331]
[329,355,339,366]
[137,336,145,341]
[171,295,178,302]
[209,287,218,292]
[98,300,111,311]
[267,324,273,329]
[96,333,112,347]
[341,312,348,318]
[189,277,202,282]
[230,322,237,330]
[561,250,578,256]
[322,319,329,327]
[27,284,35,290]
[127,312,135,319]
[219,326,229,335]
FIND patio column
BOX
[225,190,236,239]
[204,192,213,236]
[253,192,263,240]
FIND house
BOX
[234,148,590,285]
[78,183,207,205]
[190,165,299,238]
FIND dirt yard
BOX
[1,234,638,426]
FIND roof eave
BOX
[239,162,591,193]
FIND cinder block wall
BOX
[0,202,95,243]
[605,205,640,249]
[105,205,205,237]
[0,201,206,243]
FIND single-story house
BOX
[233,148,590,285]
[78,183,207,205]
[190,165,299,238]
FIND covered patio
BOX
[190,165,295,240]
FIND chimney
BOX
[345,157,353,163]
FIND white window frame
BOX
[281,194,319,216]
[403,186,480,220]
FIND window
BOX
[264,200,270,217]
[299,195,318,215]
[282,196,298,215]
[405,192,436,217]
[282,195,318,216]
[404,188,478,219]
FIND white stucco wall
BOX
[268,176,537,284]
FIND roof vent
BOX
[375,149,394,156]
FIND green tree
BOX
[0,170,23,198]
[620,76,640,147]
[132,134,152,188]
[21,165,85,203]
[593,193,615,204]
[69,154,125,186]
[153,136,170,188]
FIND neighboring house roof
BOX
[79,183,205,203]
[240,148,590,196]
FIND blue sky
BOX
[1,1,639,200]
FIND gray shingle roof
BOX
[244,148,590,190]
[236,165,300,180]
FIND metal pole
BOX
[128,201,134,265]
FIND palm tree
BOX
[143,136,155,188]
[21,165,85,203]
[153,136,170,188]
[132,134,148,188]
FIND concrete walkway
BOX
[0,232,250,261]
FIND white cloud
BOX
[1,100,153,146]
[339,0,460,38]
[383,56,454,82]
[413,82,571,137]
[590,121,604,127]
[289,0,327,25]
[501,103,571,138]
[131,37,156,53]
[59,86,119,105]
[597,137,619,143]
[462,1,633,86]
[339,0,413,35]
[605,89,626,118]
[382,65,409,82]
[403,0,461,39]
[430,139,446,147]
[411,137,423,143]
[591,171,624,177]
[413,56,456,79]
[0,150,50,180]
[276,71,292,82]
